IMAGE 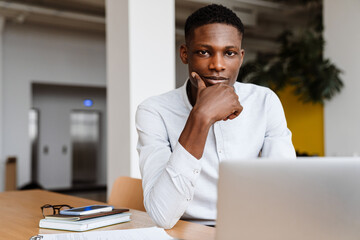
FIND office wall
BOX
[1,22,106,190]
[324,0,360,156]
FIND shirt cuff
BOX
[167,142,202,183]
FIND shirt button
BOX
[186,198,191,201]
[218,149,222,153]
[193,169,200,174]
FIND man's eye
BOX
[226,51,237,56]
[197,50,209,55]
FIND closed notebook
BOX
[44,208,129,221]
[39,212,131,231]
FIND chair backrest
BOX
[108,176,146,211]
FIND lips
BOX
[202,75,229,85]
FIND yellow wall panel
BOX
[277,87,324,156]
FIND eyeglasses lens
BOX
[57,205,71,213]
[41,205,72,217]
[42,206,54,216]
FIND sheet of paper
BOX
[38,227,174,240]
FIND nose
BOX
[209,53,226,72]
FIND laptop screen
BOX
[216,158,360,240]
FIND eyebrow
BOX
[225,46,239,49]
[197,44,240,49]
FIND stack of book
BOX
[39,209,131,231]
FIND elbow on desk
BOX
[145,206,179,229]
[155,219,177,230]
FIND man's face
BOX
[180,23,244,88]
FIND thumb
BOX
[191,72,206,95]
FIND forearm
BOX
[137,103,207,229]
[179,108,212,159]
[137,96,216,228]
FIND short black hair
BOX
[184,4,244,43]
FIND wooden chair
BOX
[5,157,17,191]
[108,176,146,211]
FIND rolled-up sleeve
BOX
[261,92,296,158]
[136,104,202,229]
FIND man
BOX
[136,4,296,229]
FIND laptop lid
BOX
[216,158,360,240]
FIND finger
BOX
[233,103,243,116]
[224,111,236,121]
[191,72,206,94]
[227,113,237,120]
[227,105,243,120]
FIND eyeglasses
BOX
[41,204,73,217]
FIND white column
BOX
[324,0,360,156]
[0,16,5,192]
[106,0,175,194]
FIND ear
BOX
[239,49,245,67]
[180,44,188,64]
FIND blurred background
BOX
[0,0,358,201]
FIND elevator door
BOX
[71,110,100,186]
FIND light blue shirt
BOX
[136,80,296,229]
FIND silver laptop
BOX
[216,158,360,240]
